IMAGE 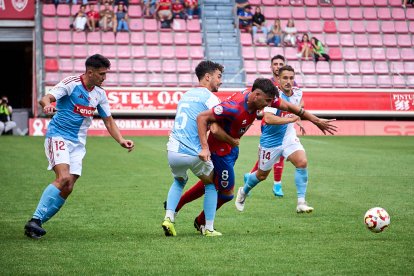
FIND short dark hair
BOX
[252,78,279,98]
[271,55,285,64]
[85,54,111,70]
[278,65,295,77]
[195,60,224,81]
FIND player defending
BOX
[24,54,135,239]
[235,65,336,213]
[162,60,224,237]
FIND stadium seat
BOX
[320,7,335,20]
[325,34,339,47]
[163,73,178,87]
[264,6,278,19]
[102,45,116,58]
[176,60,191,73]
[146,46,161,59]
[377,75,392,88]
[270,47,284,58]
[323,21,337,33]
[172,19,186,32]
[377,8,391,20]
[328,48,342,60]
[308,21,323,33]
[105,72,118,86]
[303,74,318,88]
[301,61,315,74]
[73,45,87,58]
[241,33,252,46]
[407,9,414,20]
[42,17,56,30]
[131,32,144,44]
[58,31,72,44]
[242,47,255,59]
[403,62,414,74]
[354,34,369,47]
[117,59,133,72]
[316,62,330,74]
[407,76,414,88]
[291,7,306,19]
[70,4,80,16]
[45,72,60,85]
[367,34,382,47]
[386,48,400,60]
[58,45,72,58]
[389,0,403,5]
[144,19,158,31]
[72,32,86,44]
[390,61,404,74]
[175,46,189,59]
[59,59,74,72]
[44,44,58,58]
[262,0,276,5]
[359,61,374,74]
[56,5,70,16]
[43,31,57,44]
[294,20,308,33]
[102,32,116,44]
[294,74,303,86]
[351,21,365,33]
[246,73,260,86]
[361,75,377,88]
[42,4,55,16]
[188,33,202,45]
[129,19,143,31]
[147,59,162,72]
[288,60,301,73]
[318,75,333,88]
[57,18,71,31]
[332,75,347,87]
[117,45,131,58]
[342,47,357,60]
[277,7,291,19]
[160,46,175,59]
[88,45,102,56]
[116,32,130,45]
[159,32,173,45]
[277,0,290,5]
[395,21,409,34]
[345,61,360,74]
[382,34,397,47]
[87,32,101,44]
[178,73,193,86]
[365,21,380,33]
[409,22,414,33]
[118,73,134,86]
[45,59,59,72]
[392,8,406,20]
[339,34,354,47]
[346,0,360,6]
[256,47,270,60]
[190,47,204,59]
[374,0,388,6]
[145,32,159,45]
[374,62,389,74]
[348,75,362,88]
[304,0,318,6]
[148,73,163,86]
[284,47,298,60]
[401,48,414,60]
[128,5,142,18]
[371,48,386,60]
[363,7,377,20]
[381,22,395,33]
[74,59,85,72]
[349,8,363,20]
[306,7,320,19]
[132,60,147,72]
[357,48,372,60]
[244,60,257,73]
[249,0,261,4]
[162,59,177,73]
[256,60,269,74]
[174,33,187,45]
[335,7,348,19]
[186,20,200,32]
[337,21,351,33]
[392,75,406,88]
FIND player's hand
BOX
[43,104,57,114]
[231,138,240,147]
[198,148,211,162]
[314,119,337,135]
[296,122,306,135]
[120,139,135,152]
[286,114,299,123]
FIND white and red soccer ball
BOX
[364,207,390,233]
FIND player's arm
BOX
[209,122,239,147]
[39,94,57,114]
[296,98,306,135]
[102,116,135,152]
[196,109,216,161]
[278,98,337,135]
[263,106,299,125]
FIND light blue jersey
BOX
[167,87,220,156]
[260,87,303,148]
[46,75,111,145]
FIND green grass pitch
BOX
[0,136,413,274]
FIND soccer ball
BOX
[364,207,390,233]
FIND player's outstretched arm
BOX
[196,110,216,161]
[102,116,135,152]
[263,112,299,125]
[278,98,337,135]
[39,94,57,114]
[209,122,239,147]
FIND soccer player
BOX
[24,54,135,239]
[162,60,229,237]
[235,65,336,213]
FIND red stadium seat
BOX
[349,8,363,19]
[409,22,414,33]
[241,33,252,46]
[255,47,270,60]
[306,7,320,20]
[374,61,389,74]
[390,62,405,74]
[346,0,360,6]
[367,34,382,47]
[71,4,80,16]
[357,48,372,60]
[328,48,342,60]
[172,19,186,32]
[130,19,143,31]
[324,21,337,33]
[308,21,323,33]
[42,4,56,16]
[392,8,406,20]
[382,34,397,47]
[118,73,134,86]
[386,48,400,61]
[242,47,255,59]
[303,74,318,88]
[45,72,60,85]
[43,31,57,44]
[264,7,278,19]
[332,0,346,5]
[342,47,357,60]
[361,75,377,87]
[117,59,133,72]
[188,33,202,45]
[288,61,301,73]
[354,34,369,47]
[57,18,71,31]
[128,5,142,18]
[291,7,306,20]
[147,59,162,72]
[333,75,347,87]
[365,21,380,33]
[320,7,335,20]
[407,9,414,20]
[102,45,116,58]
[58,45,72,58]
[395,21,409,34]
[249,0,261,4]
[145,32,159,45]
[294,20,308,33]
[175,46,189,59]
[244,60,257,73]
[348,75,362,88]
[44,44,58,58]
[132,60,147,72]
[58,31,72,44]
[325,34,339,47]
[105,72,118,86]
[143,19,158,31]
[146,46,161,59]
[87,32,101,44]
[318,75,333,88]
[42,17,56,30]
[351,21,365,33]
[337,21,351,33]
[178,74,194,85]
[256,60,269,74]
[262,0,276,5]
[88,45,102,56]
[176,60,191,73]
[159,32,173,45]
[389,0,403,5]
[392,75,406,88]
[381,22,395,33]
[131,32,144,44]
[407,76,414,88]
[401,48,414,60]
[116,32,130,44]
[301,61,315,74]
[371,48,386,60]
[316,62,330,74]
[374,0,387,6]
[363,7,377,20]
[101,32,115,44]
[74,59,85,72]
[404,62,414,74]
[269,47,284,58]
[117,45,131,58]
[277,7,291,19]
[186,20,200,32]
[72,32,86,44]
[59,59,74,72]
[73,45,87,58]
[160,46,175,59]
[174,33,187,45]
[277,0,290,5]
[45,59,59,72]
[377,8,391,20]
[359,61,374,74]
[345,61,360,74]
[335,8,348,20]
[339,34,354,47]
[148,73,163,86]
[162,59,177,73]
[163,73,178,87]
[377,75,392,88]
[284,47,298,60]
[189,47,204,59]
[304,0,318,6]
[56,5,70,16]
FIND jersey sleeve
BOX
[49,81,69,100]
[212,101,238,122]
[96,90,112,118]
[271,96,281,108]
[205,94,220,109]
[264,106,278,115]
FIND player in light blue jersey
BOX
[235,65,337,213]
[24,54,135,239]
[162,60,228,237]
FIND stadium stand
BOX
[41,1,413,88]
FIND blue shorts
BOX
[211,147,239,193]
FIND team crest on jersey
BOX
[221,181,229,188]
[213,105,223,115]
[12,0,28,12]
[73,104,96,117]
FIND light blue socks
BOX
[243,173,260,194]
[204,184,217,221]
[295,168,308,199]
[166,178,187,212]
[33,184,65,224]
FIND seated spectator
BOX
[100,0,114,5]
[296,33,313,60]
[99,2,115,32]
[252,6,268,44]
[0,96,16,135]
[283,19,297,46]
[114,0,129,7]
[172,0,187,19]
[184,0,199,19]
[143,0,157,18]
[235,0,249,14]
[114,2,129,32]
[267,19,282,46]
[238,5,253,34]
[156,0,173,28]
[86,3,100,32]
[66,0,88,5]
[311,37,330,63]
[71,5,88,32]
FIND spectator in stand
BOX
[100,0,114,5]
[402,0,413,8]
[143,0,157,18]
[184,0,199,20]
[0,96,17,135]
[86,3,100,32]
[267,19,282,46]
[66,0,88,5]
[252,6,268,44]
[114,2,129,32]
[311,37,330,63]
[99,2,115,32]
[156,0,173,28]
[235,0,249,14]
[238,5,253,34]
[296,33,313,60]
[71,5,88,32]
[114,0,129,7]
[283,19,297,47]
[172,0,187,19]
